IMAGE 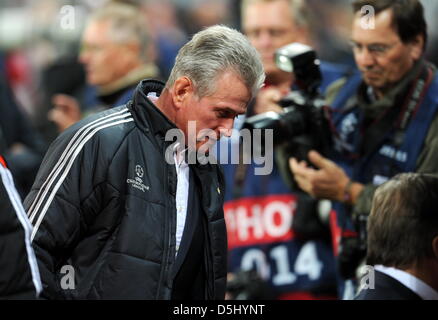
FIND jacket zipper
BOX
[203,218,212,299]
[156,142,172,299]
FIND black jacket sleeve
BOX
[23,121,110,299]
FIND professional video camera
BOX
[243,42,332,163]
[243,43,334,243]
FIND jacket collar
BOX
[357,58,430,120]
[130,81,223,221]
[129,79,177,137]
[98,64,160,96]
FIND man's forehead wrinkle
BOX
[210,93,250,106]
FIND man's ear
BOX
[410,34,425,60]
[172,77,194,109]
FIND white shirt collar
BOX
[172,142,190,257]
[375,265,438,300]
[173,143,188,167]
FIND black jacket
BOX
[0,157,42,299]
[0,77,47,197]
[24,79,227,300]
[355,270,422,300]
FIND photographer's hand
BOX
[289,150,364,204]
[254,86,288,114]
[48,94,82,132]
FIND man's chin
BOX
[86,77,100,87]
[196,139,218,150]
[363,77,384,88]
[86,75,108,87]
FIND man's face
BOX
[79,20,141,87]
[351,9,423,95]
[242,0,307,77]
[175,71,250,150]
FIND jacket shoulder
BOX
[355,271,423,300]
[32,106,135,186]
[69,105,134,136]
[54,106,135,156]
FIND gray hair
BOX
[241,0,312,28]
[87,2,150,62]
[166,25,265,98]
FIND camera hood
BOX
[275,42,322,97]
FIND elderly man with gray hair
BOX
[24,25,264,300]
[49,2,159,132]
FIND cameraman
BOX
[289,0,438,298]
[223,0,346,300]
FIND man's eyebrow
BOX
[350,39,386,46]
[215,107,236,113]
[215,107,245,115]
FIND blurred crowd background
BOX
[2,0,438,128]
[2,0,438,300]
[1,0,438,194]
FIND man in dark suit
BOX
[356,173,438,300]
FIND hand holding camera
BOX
[289,150,363,204]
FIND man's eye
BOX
[246,30,260,38]
[350,41,361,50]
[269,29,285,37]
[368,45,387,53]
[217,110,235,118]
[217,111,229,118]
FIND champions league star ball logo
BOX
[127,165,149,192]
[135,165,144,179]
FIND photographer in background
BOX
[223,0,347,300]
[356,173,438,300]
[289,0,438,299]
[48,2,159,132]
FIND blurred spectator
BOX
[307,0,356,67]
[356,173,438,300]
[36,58,87,143]
[0,0,88,118]
[142,0,187,79]
[0,155,42,299]
[181,0,232,35]
[48,2,160,132]
[0,74,47,197]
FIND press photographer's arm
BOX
[289,150,364,205]
[286,0,438,292]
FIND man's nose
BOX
[219,119,235,138]
[254,31,273,50]
[356,48,375,69]
[79,47,91,64]
[79,52,88,64]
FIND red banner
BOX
[225,194,297,250]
